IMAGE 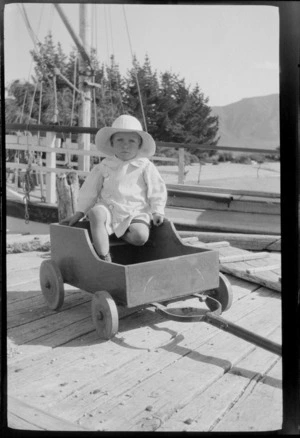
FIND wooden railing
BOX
[5,131,184,203]
[5,123,280,204]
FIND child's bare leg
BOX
[88,206,110,257]
[122,223,149,246]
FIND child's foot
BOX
[99,253,112,262]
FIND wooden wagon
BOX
[40,219,233,339]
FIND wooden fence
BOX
[6,133,185,203]
[5,124,279,204]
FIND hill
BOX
[211,94,279,150]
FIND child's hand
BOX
[60,211,84,226]
[152,213,164,227]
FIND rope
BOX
[19,90,28,124]
[22,133,36,224]
[122,5,147,132]
[53,74,58,123]
[92,4,98,59]
[17,3,48,205]
[94,4,98,60]
[104,5,114,117]
[38,81,43,136]
[37,81,46,202]
[70,54,78,135]
[28,81,39,123]
[17,3,44,125]
[93,79,97,127]
[18,4,40,50]
[108,5,125,114]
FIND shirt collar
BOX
[106,155,148,168]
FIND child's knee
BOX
[89,206,107,224]
[128,227,149,246]
[131,232,148,246]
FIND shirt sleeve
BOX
[143,161,167,216]
[77,164,104,214]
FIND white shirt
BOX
[77,156,167,237]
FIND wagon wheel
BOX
[205,272,233,313]
[91,291,119,340]
[40,260,65,310]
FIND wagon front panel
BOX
[125,250,219,307]
[50,224,128,305]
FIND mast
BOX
[77,4,92,171]
[54,3,92,172]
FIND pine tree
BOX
[101,55,126,126]
[124,55,160,132]
[179,84,219,148]
[154,71,189,142]
[6,40,220,157]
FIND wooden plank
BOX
[213,357,282,432]
[220,252,269,263]
[8,396,89,430]
[153,156,178,162]
[167,183,280,199]
[178,231,281,252]
[5,141,104,157]
[160,326,281,432]
[165,207,280,235]
[8,301,93,345]
[190,241,230,249]
[8,412,43,430]
[6,161,90,177]
[6,125,279,155]
[181,236,199,244]
[167,191,280,215]
[203,241,231,248]
[221,265,281,293]
[246,264,281,274]
[7,290,90,329]
[5,137,177,163]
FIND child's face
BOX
[111,132,142,161]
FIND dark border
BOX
[1,1,300,436]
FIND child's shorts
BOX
[87,204,151,237]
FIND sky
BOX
[4,2,279,107]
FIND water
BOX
[6,216,50,235]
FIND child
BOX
[61,114,167,262]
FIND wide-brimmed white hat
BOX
[95,115,156,158]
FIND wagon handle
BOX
[152,298,282,356]
[204,312,282,356]
[152,294,222,322]
[153,301,209,322]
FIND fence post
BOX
[178,147,185,184]
[56,171,79,222]
[46,131,57,204]
[65,137,72,167]
[14,152,19,188]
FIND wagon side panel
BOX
[125,250,220,307]
[50,224,128,305]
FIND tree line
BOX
[5,32,220,163]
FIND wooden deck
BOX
[6,240,282,432]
